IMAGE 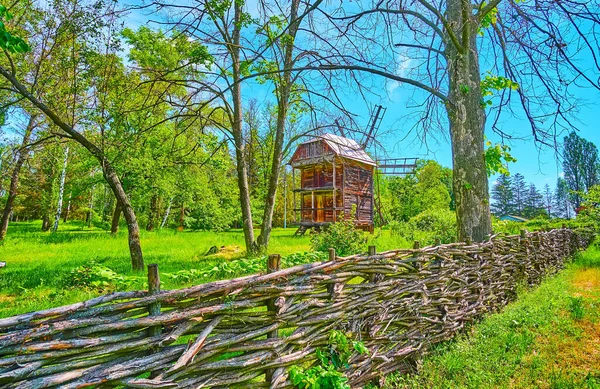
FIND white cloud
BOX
[386,53,412,100]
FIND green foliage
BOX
[283,251,329,267]
[310,214,367,256]
[0,5,29,53]
[381,160,453,225]
[563,132,600,210]
[67,262,143,292]
[390,208,456,245]
[203,257,263,279]
[289,330,368,389]
[478,4,498,36]
[480,73,519,108]
[567,296,585,320]
[485,139,517,177]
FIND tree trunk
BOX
[0,115,37,240]
[178,202,185,231]
[256,0,301,252]
[52,146,69,233]
[146,193,157,231]
[160,197,173,229]
[445,0,492,242]
[41,214,51,232]
[63,192,72,223]
[0,66,144,271]
[86,189,94,228]
[103,186,113,222]
[231,1,256,254]
[111,202,121,235]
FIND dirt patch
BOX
[572,268,600,299]
[205,245,242,259]
[0,294,16,304]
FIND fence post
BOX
[147,264,162,378]
[265,254,281,385]
[413,241,421,270]
[465,236,473,245]
[147,264,161,337]
[327,248,336,297]
[368,245,377,282]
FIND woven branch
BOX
[0,228,594,388]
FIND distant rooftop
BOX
[299,133,376,166]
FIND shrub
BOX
[289,330,368,389]
[310,216,366,256]
[390,209,456,245]
[66,262,142,292]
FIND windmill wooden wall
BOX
[289,134,375,231]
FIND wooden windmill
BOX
[288,105,417,235]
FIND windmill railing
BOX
[376,158,418,175]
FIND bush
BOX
[289,330,368,389]
[66,262,143,292]
[390,209,456,245]
[310,216,367,256]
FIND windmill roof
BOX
[300,133,376,166]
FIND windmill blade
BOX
[362,105,386,149]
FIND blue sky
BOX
[88,2,600,193]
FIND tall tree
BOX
[314,0,600,241]
[543,183,552,218]
[491,174,513,216]
[0,114,38,240]
[52,145,69,232]
[511,173,527,217]
[554,177,572,219]
[563,132,599,209]
[0,1,145,270]
[523,183,544,219]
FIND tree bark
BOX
[41,214,51,232]
[87,189,94,228]
[0,65,144,271]
[230,1,256,254]
[445,0,492,242]
[146,194,157,231]
[0,115,37,240]
[111,202,121,235]
[178,202,185,231]
[160,197,173,229]
[52,146,69,233]
[63,192,72,223]
[256,0,301,252]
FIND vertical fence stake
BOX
[413,241,421,270]
[465,236,472,245]
[368,246,377,282]
[327,248,336,298]
[147,264,161,378]
[265,254,281,385]
[147,264,161,337]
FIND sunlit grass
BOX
[0,221,408,317]
[382,244,600,389]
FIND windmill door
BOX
[315,194,325,222]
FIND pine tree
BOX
[553,177,572,219]
[491,175,514,216]
[543,184,553,217]
[511,173,527,216]
[523,183,544,218]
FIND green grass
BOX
[382,244,600,389]
[0,221,409,317]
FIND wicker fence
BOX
[0,228,594,388]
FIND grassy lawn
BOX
[0,221,409,318]
[384,244,600,389]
